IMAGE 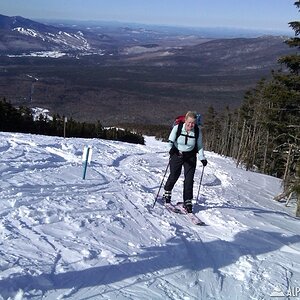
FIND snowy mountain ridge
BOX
[0,131,299,300]
[0,14,98,54]
[12,27,90,51]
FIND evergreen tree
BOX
[274,1,300,215]
[0,98,144,145]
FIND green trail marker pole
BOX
[82,146,92,180]
[63,116,67,138]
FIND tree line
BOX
[0,98,144,145]
[203,1,300,216]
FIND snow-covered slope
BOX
[0,131,299,300]
[0,15,111,57]
[12,27,91,51]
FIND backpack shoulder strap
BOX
[194,125,199,140]
[194,125,199,151]
[175,123,199,151]
[175,122,184,141]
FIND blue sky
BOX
[0,0,298,33]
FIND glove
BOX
[201,159,208,167]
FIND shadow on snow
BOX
[1,229,300,298]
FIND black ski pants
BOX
[164,152,197,201]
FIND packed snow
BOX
[0,131,299,300]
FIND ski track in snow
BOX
[0,132,299,300]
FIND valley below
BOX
[0,16,294,125]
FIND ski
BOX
[155,196,182,213]
[175,202,206,226]
[165,202,182,214]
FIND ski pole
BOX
[196,166,205,202]
[153,160,170,208]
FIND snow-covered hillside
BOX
[0,131,299,300]
[13,27,91,51]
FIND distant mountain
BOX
[0,14,292,57]
[0,14,53,31]
[0,14,211,55]
[124,36,292,73]
[0,14,113,53]
[42,18,293,38]
[0,14,295,125]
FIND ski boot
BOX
[162,190,172,204]
[183,199,193,213]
